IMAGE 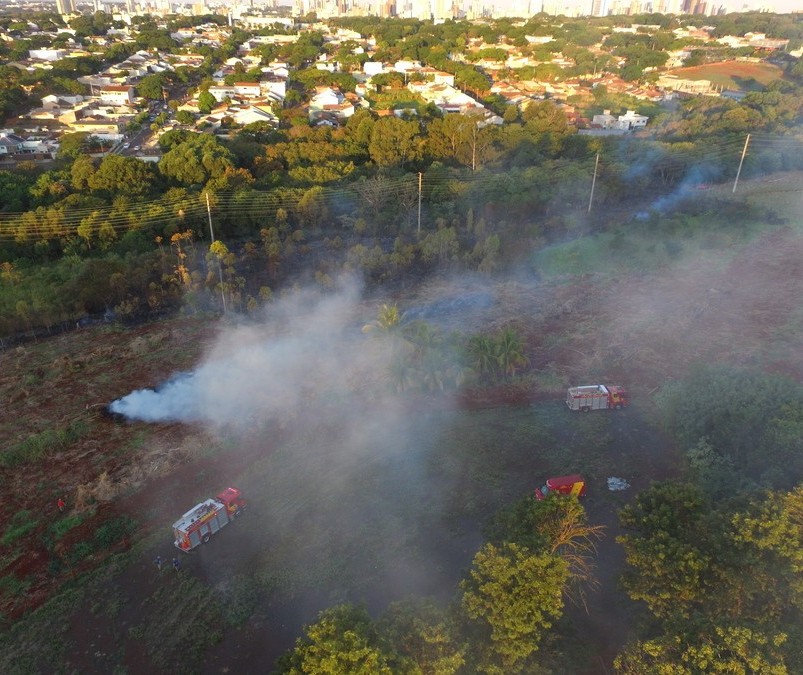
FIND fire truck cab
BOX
[173,487,246,552]
[535,475,586,500]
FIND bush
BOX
[94,516,136,548]
[656,367,803,488]
[49,514,86,541]
[1,511,38,547]
[1,421,88,468]
[0,574,31,599]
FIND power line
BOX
[1,134,801,242]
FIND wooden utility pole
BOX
[205,191,215,242]
[588,153,599,214]
[417,171,423,237]
[732,134,750,194]
[205,192,226,313]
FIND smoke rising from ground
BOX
[109,278,397,430]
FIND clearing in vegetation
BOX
[669,60,786,90]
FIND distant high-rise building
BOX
[55,0,76,14]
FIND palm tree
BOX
[467,334,498,382]
[495,328,529,379]
[362,303,401,334]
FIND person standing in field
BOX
[57,497,66,513]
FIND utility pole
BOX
[417,171,423,237]
[732,134,750,194]
[588,153,599,214]
[205,192,226,313]
[205,191,215,242]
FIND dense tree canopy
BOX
[158,135,236,187]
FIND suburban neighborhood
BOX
[1,7,799,166]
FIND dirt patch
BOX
[670,60,785,89]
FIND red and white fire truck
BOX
[173,487,247,552]
[535,475,586,500]
[566,384,629,412]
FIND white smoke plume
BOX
[109,278,395,430]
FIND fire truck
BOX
[566,384,628,412]
[535,475,586,500]
[173,487,246,552]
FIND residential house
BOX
[590,110,616,129]
[41,93,84,110]
[665,50,691,69]
[204,104,279,129]
[234,82,262,98]
[263,61,290,80]
[525,35,554,45]
[393,60,422,73]
[260,77,286,101]
[408,82,484,115]
[656,75,716,96]
[617,110,648,130]
[63,115,123,139]
[0,132,26,155]
[100,85,135,106]
[28,48,67,61]
[419,67,455,86]
[208,85,237,102]
[308,87,355,123]
[316,55,340,72]
[490,81,529,107]
[363,61,384,77]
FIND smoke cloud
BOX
[109,277,396,430]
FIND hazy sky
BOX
[497,0,801,13]
[730,0,802,12]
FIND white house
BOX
[234,82,262,98]
[29,48,67,61]
[363,61,384,77]
[617,110,648,130]
[591,111,617,128]
[393,60,422,73]
[260,77,286,101]
[208,85,237,102]
[41,93,84,109]
[206,105,278,127]
[100,85,135,106]
[419,67,455,86]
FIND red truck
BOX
[173,487,246,552]
[535,475,586,500]
[566,384,628,412]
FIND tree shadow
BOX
[731,75,762,92]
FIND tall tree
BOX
[368,117,423,168]
[158,136,236,187]
[277,604,394,675]
[460,542,568,671]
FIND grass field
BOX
[670,60,786,91]
[2,172,802,672]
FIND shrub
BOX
[1,511,38,547]
[49,514,86,541]
[1,421,88,468]
[94,516,136,548]
[0,574,30,599]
